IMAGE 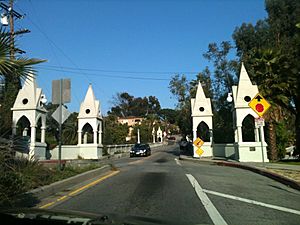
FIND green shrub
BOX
[15,158,53,189]
[0,171,26,204]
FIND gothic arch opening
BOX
[242,114,255,142]
[196,121,210,142]
[81,123,93,144]
[16,115,31,138]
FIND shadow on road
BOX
[1,192,40,209]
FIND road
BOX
[43,144,300,225]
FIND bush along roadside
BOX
[0,146,104,206]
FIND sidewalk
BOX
[243,162,300,171]
[179,155,300,191]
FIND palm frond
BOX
[0,27,46,80]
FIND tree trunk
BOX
[268,122,277,161]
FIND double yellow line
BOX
[39,170,120,209]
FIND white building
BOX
[11,74,47,160]
[231,63,268,162]
[51,84,103,160]
[191,82,213,157]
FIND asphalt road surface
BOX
[46,144,300,225]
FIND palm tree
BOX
[0,27,45,136]
[249,48,291,161]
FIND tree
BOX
[158,108,178,124]
[0,28,45,136]
[148,96,161,114]
[169,74,192,137]
[103,115,129,145]
[232,0,300,158]
[202,41,238,102]
[169,74,190,109]
[109,92,161,117]
[189,67,213,99]
[251,49,292,160]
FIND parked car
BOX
[167,136,176,141]
[130,143,151,157]
[179,139,193,156]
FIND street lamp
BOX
[40,94,48,104]
[226,92,233,102]
[0,13,8,26]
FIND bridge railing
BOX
[106,142,164,155]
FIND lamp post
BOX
[136,121,141,144]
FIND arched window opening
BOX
[242,114,255,142]
[197,121,210,142]
[81,123,93,144]
[16,116,31,138]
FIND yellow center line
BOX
[39,170,120,209]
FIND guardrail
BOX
[106,142,165,155]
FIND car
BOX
[167,136,176,141]
[179,140,193,156]
[130,143,151,157]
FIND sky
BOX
[8,0,267,114]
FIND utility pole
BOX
[9,0,14,59]
[0,0,30,58]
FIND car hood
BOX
[0,208,186,225]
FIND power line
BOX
[37,65,199,75]
[15,3,107,104]
[37,67,171,81]
[15,5,93,83]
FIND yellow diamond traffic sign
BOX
[248,93,271,117]
[193,137,204,148]
[196,148,204,156]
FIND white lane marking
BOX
[175,158,181,166]
[203,189,300,216]
[186,174,228,225]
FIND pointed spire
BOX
[23,72,37,90]
[234,62,259,107]
[12,72,44,109]
[84,84,96,103]
[78,84,101,118]
[195,82,206,101]
[238,62,253,87]
[191,82,212,116]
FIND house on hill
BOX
[117,116,144,127]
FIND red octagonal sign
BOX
[255,103,264,113]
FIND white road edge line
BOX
[203,189,300,216]
[186,174,228,225]
[175,158,181,166]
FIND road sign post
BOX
[58,79,62,170]
[52,79,71,170]
[255,117,266,166]
[249,93,270,166]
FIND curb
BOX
[216,161,300,191]
[179,156,300,191]
[179,155,216,164]
[29,165,111,199]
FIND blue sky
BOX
[11,0,267,114]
